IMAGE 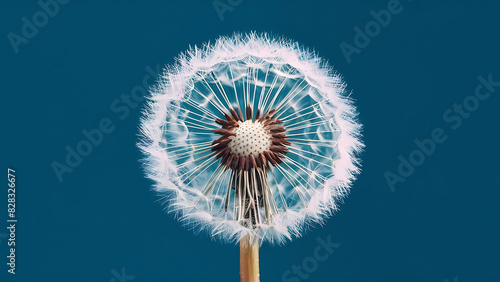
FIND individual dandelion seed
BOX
[138,33,363,282]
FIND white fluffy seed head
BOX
[138,32,364,245]
[228,120,272,157]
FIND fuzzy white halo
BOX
[139,33,363,245]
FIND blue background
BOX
[1,0,499,281]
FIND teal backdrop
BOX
[1,0,499,281]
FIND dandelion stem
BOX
[240,235,260,282]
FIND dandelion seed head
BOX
[138,32,364,245]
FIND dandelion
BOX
[139,33,363,281]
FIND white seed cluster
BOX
[228,120,272,157]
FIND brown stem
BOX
[240,235,260,282]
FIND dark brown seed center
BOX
[211,106,290,171]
